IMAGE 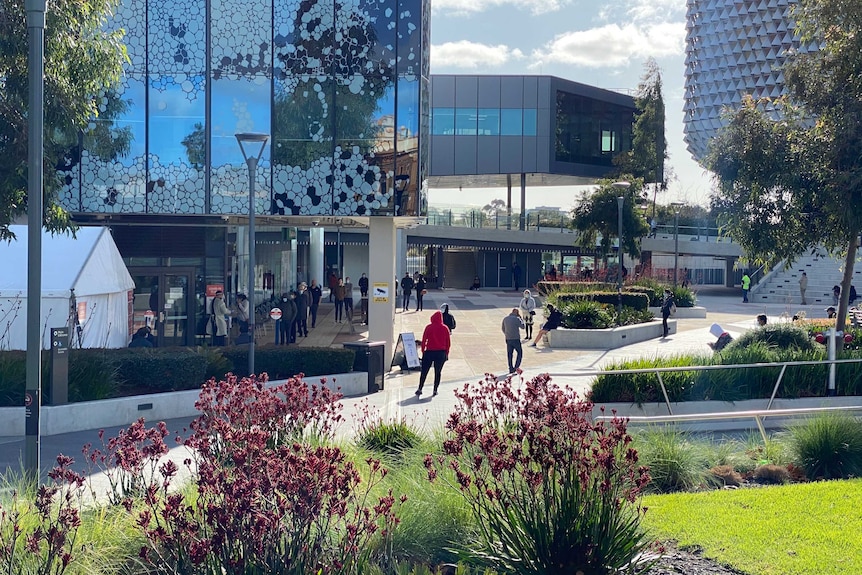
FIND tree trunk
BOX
[837,231,859,333]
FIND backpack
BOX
[443,313,456,331]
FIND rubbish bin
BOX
[343,340,386,393]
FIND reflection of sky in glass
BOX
[148,77,205,165]
[211,76,272,166]
[89,78,146,165]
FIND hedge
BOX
[554,291,650,311]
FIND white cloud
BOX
[531,22,686,69]
[432,41,525,69]
[432,0,569,16]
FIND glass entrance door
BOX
[130,269,194,347]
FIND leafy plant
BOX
[0,456,86,575]
[425,373,656,575]
[724,323,815,352]
[353,399,422,457]
[557,299,615,328]
[789,413,862,480]
[633,426,707,493]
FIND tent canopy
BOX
[0,226,134,297]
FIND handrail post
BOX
[656,371,674,415]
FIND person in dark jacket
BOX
[294,283,309,337]
[400,272,415,311]
[440,303,456,332]
[358,273,369,298]
[129,326,154,348]
[415,311,451,397]
[308,279,322,328]
[415,274,427,311]
[660,288,675,338]
[530,304,562,348]
[278,292,297,344]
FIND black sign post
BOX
[50,327,69,405]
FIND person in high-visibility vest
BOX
[741,273,751,303]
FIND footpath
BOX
[0,285,822,476]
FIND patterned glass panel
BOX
[396,0,421,78]
[145,0,206,214]
[210,0,273,215]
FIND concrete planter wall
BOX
[647,305,708,319]
[548,319,676,349]
[0,372,368,437]
[592,396,862,433]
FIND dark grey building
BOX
[428,75,636,189]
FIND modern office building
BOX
[52,0,639,350]
[683,0,815,161]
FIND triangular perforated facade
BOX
[683,0,813,162]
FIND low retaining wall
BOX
[592,396,862,433]
[548,319,676,349]
[647,305,708,319]
[0,372,368,436]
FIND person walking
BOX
[358,272,369,298]
[328,271,338,302]
[833,284,841,306]
[308,279,322,327]
[234,293,250,334]
[211,290,230,346]
[518,289,537,341]
[649,217,657,238]
[512,261,522,291]
[400,272,414,312]
[277,292,297,345]
[660,288,675,338]
[334,278,346,323]
[741,273,751,303]
[440,303,456,332]
[530,303,562,348]
[502,308,525,373]
[414,311,451,397]
[295,283,309,337]
[343,276,354,322]
[415,274,427,311]
[799,272,808,305]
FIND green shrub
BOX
[790,413,862,480]
[357,418,422,457]
[633,426,707,493]
[219,345,355,379]
[0,350,29,405]
[68,349,120,401]
[552,291,650,311]
[558,299,615,329]
[725,323,815,352]
[113,347,209,392]
[589,355,707,404]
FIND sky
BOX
[427,0,714,211]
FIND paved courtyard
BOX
[0,284,826,475]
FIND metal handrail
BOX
[550,357,862,443]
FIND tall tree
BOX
[0,0,127,240]
[707,0,862,330]
[615,58,669,217]
[571,177,649,261]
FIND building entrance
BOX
[129,268,195,347]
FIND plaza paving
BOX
[0,284,826,476]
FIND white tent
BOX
[0,226,135,350]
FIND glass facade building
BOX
[429,75,635,185]
[59,0,430,219]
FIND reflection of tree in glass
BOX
[83,90,134,162]
[271,0,395,169]
[182,122,205,170]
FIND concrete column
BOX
[519,172,526,231]
[369,218,397,363]
[396,228,408,279]
[725,258,737,288]
[309,226,324,288]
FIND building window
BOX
[477,108,500,135]
[601,129,616,153]
[500,109,522,135]
[455,108,477,135]
[555,90,633,165]
[523,108,537,136]
[432,107,455,135]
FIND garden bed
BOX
[548,319,676,349]
[648,305,708,319]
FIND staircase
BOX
[752,249,862,305]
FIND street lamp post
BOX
[25,0,48,478]
[612,182,631,324]
[236,133,269,377]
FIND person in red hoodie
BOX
[415,311,451,397]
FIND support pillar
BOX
[519,173,526,231]
[309,227,324,288]
[506,174,512,230]
[369,218,397,363]
[725,258,737,288]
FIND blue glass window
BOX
[432,108,455,135]
[500,109,522,135]
[455,108,476,135]
[477,108,499,135]
[523,109,537,136]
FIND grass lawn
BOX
[642,478,862,575]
